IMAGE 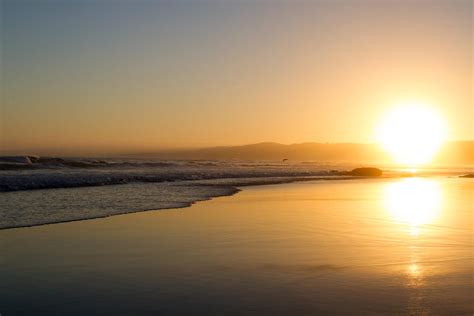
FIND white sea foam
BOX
[0,158,344,191]
[1,158,470,229]
[0,158,352,229]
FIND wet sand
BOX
[1,177,472,315]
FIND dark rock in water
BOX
[459,174,474,178]
[349,167,383,177]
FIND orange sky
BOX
[1,1,472,155]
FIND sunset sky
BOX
[1,0,472,154]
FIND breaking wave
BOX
[0,156,366,229]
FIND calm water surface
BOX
[1,177,472,315]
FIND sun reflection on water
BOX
[408,263,420,277]
[384,178,442,236]
[383,177,446,313]
[407,255,424,284]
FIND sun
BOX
[377,102,447,165]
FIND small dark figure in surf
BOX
[282,158,288,163]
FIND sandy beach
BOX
[1,177,472,315]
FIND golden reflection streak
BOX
[384,178,442,236]
[383,178,444,313]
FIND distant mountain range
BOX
[131,141,474,165]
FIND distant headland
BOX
[127,141,473,165]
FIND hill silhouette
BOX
[131,141,473,165]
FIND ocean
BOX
[1,157,375,229]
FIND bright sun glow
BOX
[377,102,447,165]
[384,178,442,236]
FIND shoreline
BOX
[1,175,377,231]
[2,176,472,315]
[2,174,470,231]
